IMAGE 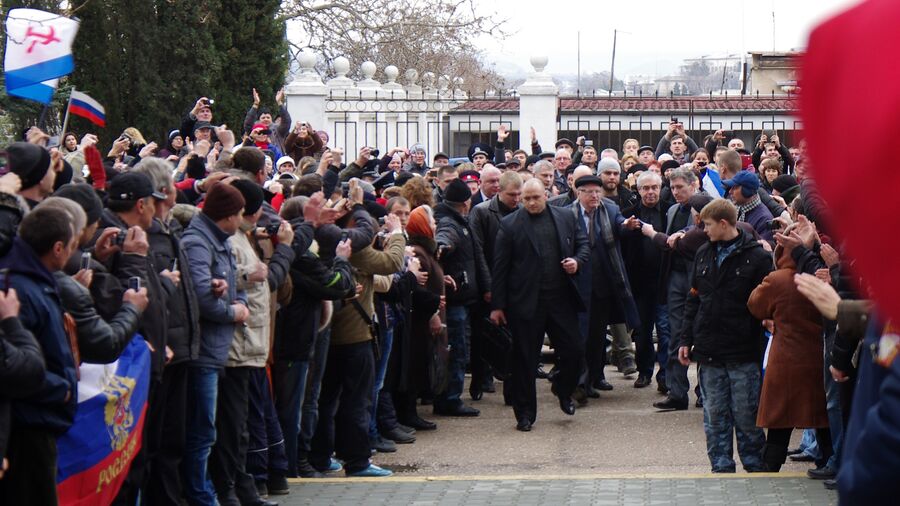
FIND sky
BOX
[476,0,862,78]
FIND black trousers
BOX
[0,426,58,506]
[146,362,188,506]
[765,427,834,470]
[309,340,375,474]
[246,367,288,482]
[209,367,259,505]
[509,294,584,425]
[583,296,612,385]
[469,302,493,391]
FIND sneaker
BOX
[327,458,343,473]
[346,464,393,477]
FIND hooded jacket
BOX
[434,202,490,306]
[0,238,77,434]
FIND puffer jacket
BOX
[54,272,141,364]
[434,203,490,306]
[227,223,294,367]
[680,228,774,365]
[182,213,246,369]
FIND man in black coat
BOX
[470,171,524,402]
[622,172,670,390]
[491,179,590,432]
[434,179,490,417]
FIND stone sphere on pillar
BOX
[453,77,464,88]
[422,72,436,88]
[438,75,450,90]
[384,65,399,83]
[530,55,549,73]
[404,69,419,86]
[333,56,350,78]
[361,61,377,80]
[298,51,317,73]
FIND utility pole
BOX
[577,31,581,95]
[609,29,617,95]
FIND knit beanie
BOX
[203,183,245,221]
[54,183,104,224]
[443,178,472,204]
[688,194,714,214]
[230,179,264,216]
[6,142,51,189]
[406,206,434,239]
[596,157,621,173]
[772,174,799,194]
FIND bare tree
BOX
[282,0,509,93]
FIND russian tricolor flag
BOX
[69,90,106,127]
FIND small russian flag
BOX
[69,90,106,127]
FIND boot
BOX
[762,443,788,472]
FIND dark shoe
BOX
[370,435,397,453]
[482,381,496,393]
[823,479,837,490]
[572,386,589,406]
[396,423,416,435]
[536,364,549,379]
[786,447,803,456]
[267,474,289,495]
[403,416,437,431]
[547,366,560,382]
[657,381,669,394]
[594,379,614,391]
[558,396,576,415]
[382,427,416,444]
[807,467,836,480]
[653,396,688,411]
[789,454,815,462]
[256,480,268,499]
[247,500,278,506]
[695,396,703,408]
[297,457,325,478]
[469,386,483,401]
[516,419,532,432]
[433,404,480,417]
[634,375,652,388]
[621,357,638,376]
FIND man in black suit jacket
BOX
[491,179,590,432]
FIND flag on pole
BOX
[4,8,80,104]
[69,90,106,127]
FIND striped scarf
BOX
[737,194,762,222]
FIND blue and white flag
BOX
[4,8,80,104]
[702,167,726,198]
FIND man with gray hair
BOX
[652,167,700,411]
[133,158,204,504]
[552,148,573,194]
[623,171,671,390]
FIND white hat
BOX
[276,156,295,170]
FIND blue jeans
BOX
[183,367,220,506]
[436,305,469,410]
[698,362,766,473]
[299,328,330,455]
[799,428,821,459]
[272,359,309,477]
[369,327,394,438]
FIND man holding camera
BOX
[655,120,699,164]
[181,97,218,144]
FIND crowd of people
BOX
[0,90,888,505]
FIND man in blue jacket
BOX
[180,183,249,506]
[0,206,79,505]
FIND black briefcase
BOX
[481,318,513,381]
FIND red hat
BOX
[252,122,268,132]
[459,170,480,183]
[801,0,900,322]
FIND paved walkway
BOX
[281,475,836,505]
[278,367,837,504]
